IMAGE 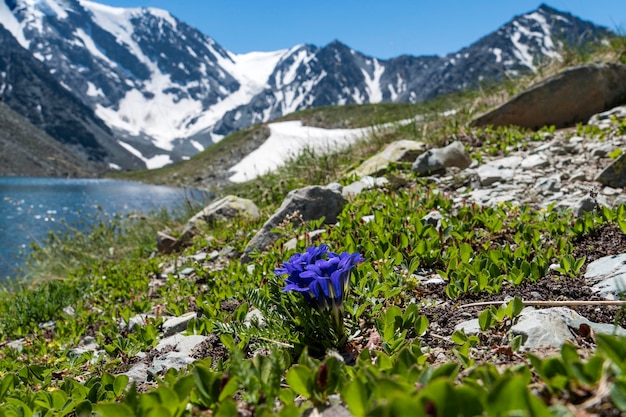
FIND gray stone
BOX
[306,405,354,417]
[351,139,426,177]
[342,176,388,197]
[472,63,626,130]
[509,308,576,350]
[6,339,25,352]
[596,152,626,188]
[491,155,523,169]
[70,336,100,356]
[476,164,515,186]
[571,195,597,218]
[151,352,196,373]
[179,267,194,276]
[124,362,149,385]
[520,153,550,169]
[532,176,561,194]
[422,210,443,230]
[244,309,266,328]
[156,334,208,355]
[241,185,347,263]
[162,312,198,337]
[589,105,626,128]
[123,313,153,332]
[591,143,617,158]
[326,182,343,192]
[411,141,471,175]
[182,195,260,241]
[510,307,626,350]
[454,318,481,335]
[584,253,626,299]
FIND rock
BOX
[588,105,626,129]
[411,141,471,175]
[454,318,481,335]
[476,164,515,186]
[584,253,626,299]
[162,312,198,337]
[241,185,347,263]
[350,139,426,177]
[144,334,209,375]
[124,362,149,385]
[156,230,180,255]
[509,307,626,350]
[284,229,327,251]
[6,339,25,352]
[472,63,626,130]
[570,195,597,218]
[306,405,354,417]
[595,152,626,188]
[182,195,260,241]
[520,153,549,169]
[70,336,100,356]
[422,210,443,230]
[342,176,388,197]
[123,313,153,332]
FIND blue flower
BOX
[276,245,364,312]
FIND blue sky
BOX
[95,1,626,58]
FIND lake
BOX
[0,177,211,281]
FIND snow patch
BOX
[361,59,384,102]
[228,120,371,183]
[492,47,502,63]
[118,140,172,169]
[86,81,104,97]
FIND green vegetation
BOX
[2,37,626,416]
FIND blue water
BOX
[0,177,211,280]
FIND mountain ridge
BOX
[0,1,614,173]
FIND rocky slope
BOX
[0,24,144,171]
[0,100,100,177]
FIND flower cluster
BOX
[275,244,364,312]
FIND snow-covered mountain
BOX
[0,1,613,170]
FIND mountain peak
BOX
[0,0,614,171]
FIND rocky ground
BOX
[69,103,626,403]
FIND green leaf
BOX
[511,296,524,317]
[451,329,468,345]
[596,334,626,371]
[144,405,171,417]
[93,403,135,417]
[173,374,195,401]
[113,375,129,397]
[342,379,368,417]
[192,365,219,407]
[218,377,239,402]
[611,379,626,411]
[414,315,429,336]
[0,374,14,402]
[510,335,523,352]
[286,365,313,398]
[478,309,493,331]
[486,375,551,416]
[75,400,93,417]
[215,399,238,417]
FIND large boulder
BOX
[241,185,347,263]
[181,195,260,241]
[411,141,471,175]
[472,63,626,130]
[350,139,426,177]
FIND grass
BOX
[1,36,626,416]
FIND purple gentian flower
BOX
[276,245,364,312]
